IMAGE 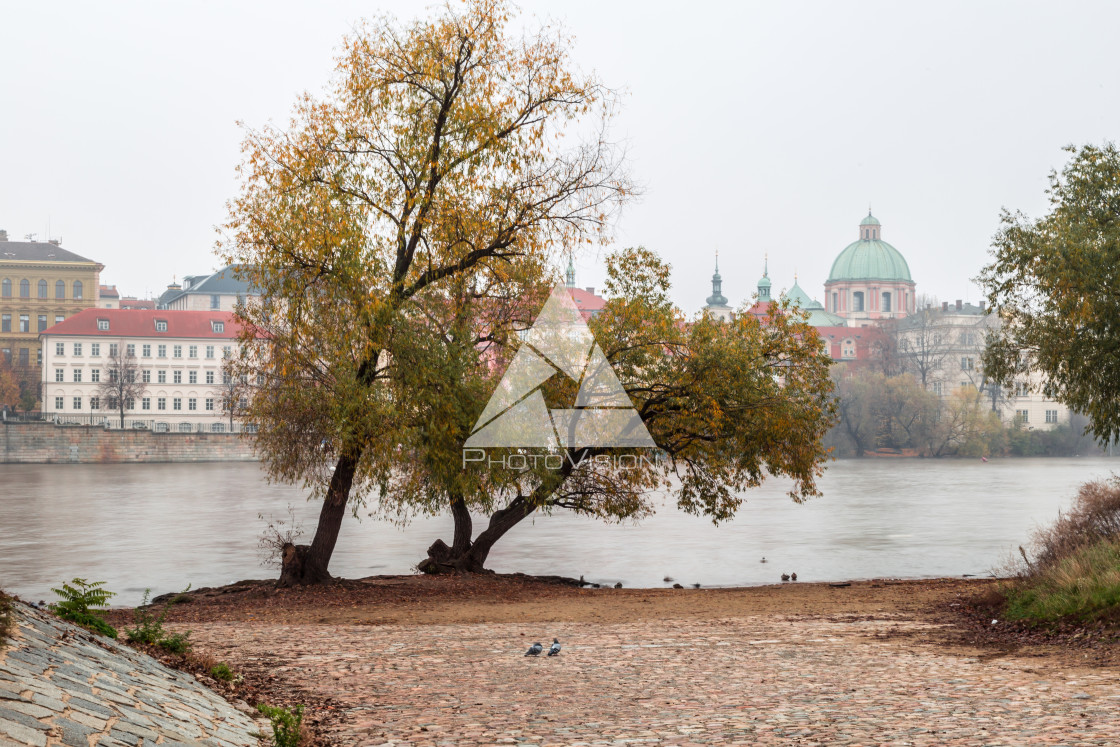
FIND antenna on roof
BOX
[25,233,37,242]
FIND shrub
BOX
[125,587,192,654]
[256,703,304,747]
[1028,478,1120,571]
[49,579,117,639]
[1005,537,1120,621]
[0,592,11,649]
[210,662,236,682]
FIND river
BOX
[1,457,1116,606]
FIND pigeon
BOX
[781,573,790,582]
[663,576,674,583]
[614,582,623,589]
[760,557,768,563]
[791,572,798,581]
[525,642,543,656]
[548,638,561,657]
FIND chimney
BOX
[942,301,948,312]
[0,229,7,242]
[955,299,962,311]
[585,287,596,296]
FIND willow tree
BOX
[222,0,631,585]
[416,247,838,574]
[980,143,1120,442]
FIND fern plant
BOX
[49,578,117,639]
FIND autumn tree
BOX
[894,301,952,389]
[0,356,18,414]
[97,349,147,429]
[416,247,837,573]
[980,143,1120,442]
[222,0,631,585]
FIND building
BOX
[564,258,606,320]
[40,309,254,432]
[824,212,916,323]
[702,253,733,321]
[157,265,258,311]
[99,285,120,309]
[120,297,155,310]
[0,231,103,378]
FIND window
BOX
[73,343,82,356]
[173,370,182,384]
[91,369,100,383]
[173,345,182,358]
[255,373,264,386]
[126,344,135,357]
[210,294,220,310]
[205,398,215,411]
[97,319,109,331]
[56,342,64,356]
[38,279,47,298]
[211,422,225,433]
[960,357,974,370]
[73,369,82,382]
[1017,410,1030,423]
[142,398,151,411]
[107,344,117,359]
[55,315,64,325]
[0,314,8,333]
[72,396,81,410]
[108,369,118,383]
[881,292,891,313]
[155,320,168,332]
[55,280,65,299]
[157,370,166,384]
[157,397,166,411]
[55,396,64,410]
[841,339,856,359]
[157,344,166,358]
[20,279,29,298]
[90,396,100,410]
[238,396,248,409]
[73,281,83,299]
[931,382,943,396]
[155,422,169,432]
[1045,410,1058,424]
[188,371,197,384]
[173,398,182,411]
[1,278,8,297]
[189,345,197,359]
[37,315,47,332]
[1014,381,1029,396]
[188,398,197,411]
[36,348,41,366]
[245,423,258,434]
[223,346,231,358]
[91,343,100,356]
[852,292,865,312]
[19,315,29,333]
[178,422,192,433]
[212,321,225,333]
[55,369,64,382]
[19,348,27,367]
[205,371,214,385]
[222,372,231,385]
[206,345,215,359]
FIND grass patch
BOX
[1004,537,1120,622]
[125,588,192,655]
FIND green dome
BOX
[828,239,911,282]
[860,213,881,227]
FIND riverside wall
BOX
[0,422,257,463]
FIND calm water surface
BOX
[2,457,1116,606]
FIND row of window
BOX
[54,395,247,412]
[1015,410,1061,424]
[1,278,83,300]
[53,368,239,385]
[92,319,226,334]
[830,289,908,314]
[1,313,66,333]
[51,341,232,359]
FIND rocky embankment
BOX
[0,600,259,747]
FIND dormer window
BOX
[155,320,168,332]
[97,319,110,331]
[212,321,225,333]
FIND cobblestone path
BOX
[0,602,259,747]
[188,614,1120,745]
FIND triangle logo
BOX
[465,285,656,449]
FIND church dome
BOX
[827,212,912,283]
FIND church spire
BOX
[565,254,576,288]
[757,253,772,301]
[706,251,728,307]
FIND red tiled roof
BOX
[120,299,156,310]
[99,285,120,298]
[42,309,246,339]
[568,287,605,320]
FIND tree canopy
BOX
[979,143,1120,443]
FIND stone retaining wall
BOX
[1,423,257,464]
[0,601,261,746]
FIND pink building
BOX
[824,212,916,324]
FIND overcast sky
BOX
[2,1,1117,312]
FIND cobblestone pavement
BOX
[187,614,1120,745]
[0,602,260,747]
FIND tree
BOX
[894,303,952,389]
[980,143,1120,442]
[218,364,251,431]
[416,247,837,573]
[0,357,18,413]
[97,349,147,429]
[222,0,631,585]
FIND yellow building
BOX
[0,232,103,380]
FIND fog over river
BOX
[2,457,1115,606]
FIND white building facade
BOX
[40,309,254,433]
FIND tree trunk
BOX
[278,451,359,586]
[418,496,536,574]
